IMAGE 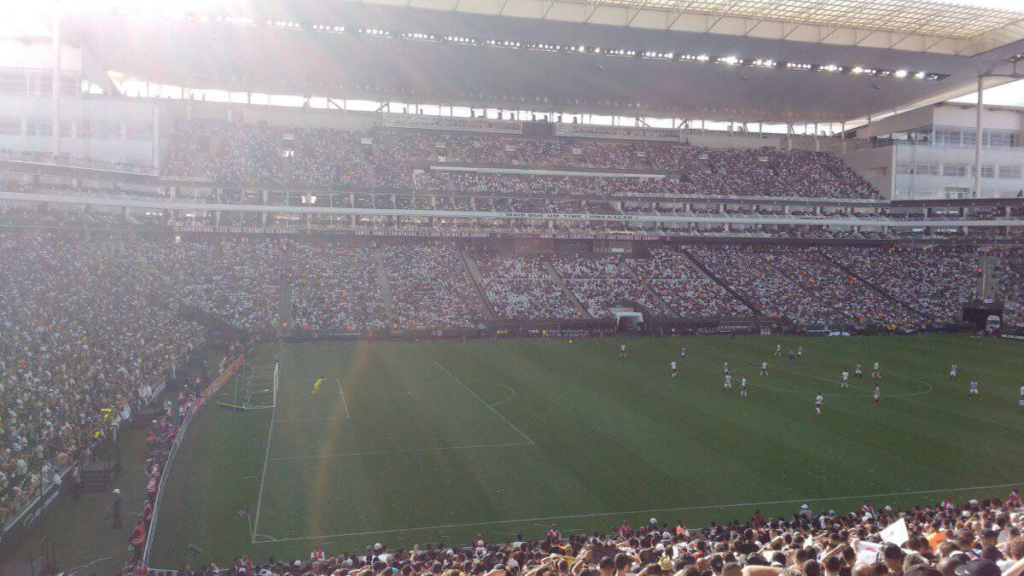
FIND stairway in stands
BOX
[458,250,498,321]
[680,249,764,316]
[371,246,398,325]
[822,252,925,319]
[543,260,593,319]
[619,260,678,318]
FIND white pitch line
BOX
[251,351,282,543]
[251,480,1024,544]
[275,416,350,423]
[490,386,517,408]
[431,359,535,445]
[339,385,351,419]
[267,441,534,461]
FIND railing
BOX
[143,353,245,565]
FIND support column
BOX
[152,105,161,170]
[975,76,984,198]
[51,1,61,158]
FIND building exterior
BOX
[848,103,1024,200]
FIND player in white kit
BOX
[620,343,627,359]
[854,363,863,378]
[1019,385,1024,407]
[871,362,881,379]
[796,346,803,359]
[774,344,782,356]
[969,381,980,399]
[722,361,729,375]
[815,393,824,416]
[740,378,748,398]
[724,373,733,392]
[873,384,881,407]
[671,361,678,378]
[760,361,769,376]
[949,364,958,381]
[680,347,686,359]
[841,371,850,388]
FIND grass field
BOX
[151,334,1024,567]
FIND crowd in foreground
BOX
[161,491,1024,576]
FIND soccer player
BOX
[840,371,850,388]
[871,361,881,379]
[760,360,769,376]
[312,378,324,395]
[854,363,863,378]
[774,344,782,356]
[797,346,803,359]
[724,373,733,392]
[788,349,795,360]
[722,361,729,375]
[1019,384,1024,408]
[949,363,958,381]
[969,381,980,399]
[815,393,824,416]
[680,346,686,359]
[670,360,678,378]
[619,343,627,359]
[740,377,748,398]
[873,384,881,407]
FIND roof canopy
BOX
[61,0,1024,123]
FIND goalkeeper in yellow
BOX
[311,378,324,395]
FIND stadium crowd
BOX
[993,249,1024,331]
[290,243,388,333]
[162,119,880,200]
[686,246,880,326]
[629,249,753,318]
[173,491,1024,576]
[830,248,981,324]
[0,234,204,526]
[380,242,485,330]
[473,252,582,320]
[552,256,664,318]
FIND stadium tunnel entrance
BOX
[612,309,644,332]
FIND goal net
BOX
[233,362,279,410]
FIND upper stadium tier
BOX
[158,119,878,199]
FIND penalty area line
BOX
[266,441,533,461]
[431,359,535,445]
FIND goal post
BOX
[239,362,279,410]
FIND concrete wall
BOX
[842,145,896,199]
[0,94,157,165]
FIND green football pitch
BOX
[151,334,1024,566]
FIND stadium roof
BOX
[361,0,1024,54]
[60,0,1024,124]
[576,0,1018,39]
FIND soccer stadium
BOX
[3,0,1024,574]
